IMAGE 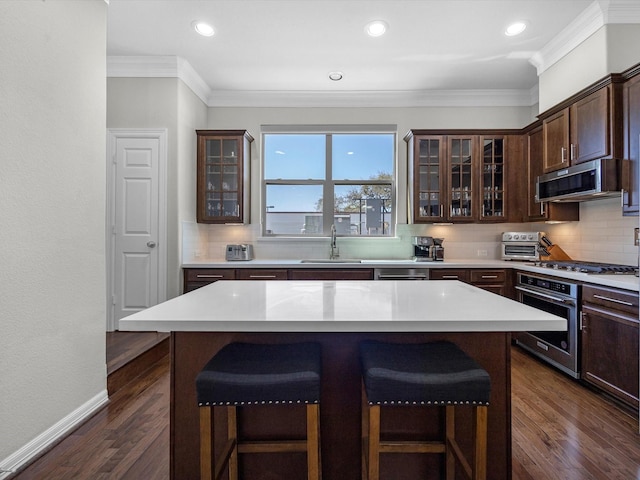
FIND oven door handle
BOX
[515,286,576,306]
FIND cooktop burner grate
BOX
[534,261,638,275]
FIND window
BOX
[262,126,395,237]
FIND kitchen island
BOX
[120,280,565,480]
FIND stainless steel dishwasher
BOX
[374,268,429,280]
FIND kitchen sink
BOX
[299,259,362,263]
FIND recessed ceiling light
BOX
[193,21,214,37]
[328,71,343,81]
[365,20,388,37]
[505,21,526,36]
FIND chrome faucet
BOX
[329,224,339,259]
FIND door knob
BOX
[147,241,157,248]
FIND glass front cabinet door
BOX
[414,136,446,222]
[479,136,505,221]
[196,130,253,224]
[406,131,510,224]
[448,136,474,222]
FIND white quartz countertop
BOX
[119,280,566,333]
[182,259,640,292]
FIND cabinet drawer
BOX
[185,269,236,283]
[289,269,374,280]
[430,269,470,282]
[237,269,288,280]
[583,285,639,316]
[469,269,506,284]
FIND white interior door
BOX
[107,129,167,331]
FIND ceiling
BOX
[107,0,604,105]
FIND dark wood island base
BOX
[171,331,512,480]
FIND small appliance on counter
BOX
[501,232,545,261]
[412,236,444,262]
[225,244,254,261]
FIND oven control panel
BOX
[519,274,574,296]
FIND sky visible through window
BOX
[264,133,394,212]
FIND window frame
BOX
[261,125,397,238]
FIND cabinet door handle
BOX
[592,294,634,307]
[248,275,278,279]
[561,147,567,162]
[196,274,224,279]
[442,275,459,279]
[481,275,498,279]
[570,143,576,161]
[540,202,546,216]
[440,204,444,217]
[580,312,587,331]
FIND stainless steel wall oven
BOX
[514,272,580,378]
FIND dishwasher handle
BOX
[376,274,428,280]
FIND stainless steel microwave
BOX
[536,159,620,203]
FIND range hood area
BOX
[536,158,623,203]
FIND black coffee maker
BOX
[412,236,444,261]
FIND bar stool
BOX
[196,342,322,480]
[359,340,491,480]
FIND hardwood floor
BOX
[511,346,640,480]
[106,331,169,396]
[13,354,170,480]
[11,339,640,479]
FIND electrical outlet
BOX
[635,227,639,247]
[477,249,488,257]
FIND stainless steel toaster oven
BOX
[501,232,545,261]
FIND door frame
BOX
[106,128,168,331]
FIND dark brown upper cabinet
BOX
[196,130,253,224]
[406,131,521,224]
[542,79,623,174]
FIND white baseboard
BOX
[0,390,109,479]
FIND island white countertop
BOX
[119,280,566,333]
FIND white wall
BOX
[181,103,638,265]
[0,0,107,469]
[209,104,533,219]
[177,81,209,275]
[107,77,208,297]
[539,24,640,112]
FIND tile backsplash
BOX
[183,197,639,267]
[541,198,639,266]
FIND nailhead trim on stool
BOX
[359,340,491,480]
[196,342,322,480]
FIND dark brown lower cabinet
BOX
[183,267,375,292]
[430,268,512,298]
[183,268,236,292]
[581,285,639,409]
[236,269,288,280]
[288,269,374,280]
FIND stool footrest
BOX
[214,439,237,480]
[380,441,446,454]
[447,437,472,479]
[238,440,309,454]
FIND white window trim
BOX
[261,125,397,238]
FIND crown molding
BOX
[529,1,604,75]
[107,55,535,108]
[602,0,640,23]
[107,56,211,104]
[206,88,536,108]
[529,0,640,75]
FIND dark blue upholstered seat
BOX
[359,340,491,406]
[196,342,322,406]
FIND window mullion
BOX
[323,134,334,235]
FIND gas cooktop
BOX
[534,260,638,275]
